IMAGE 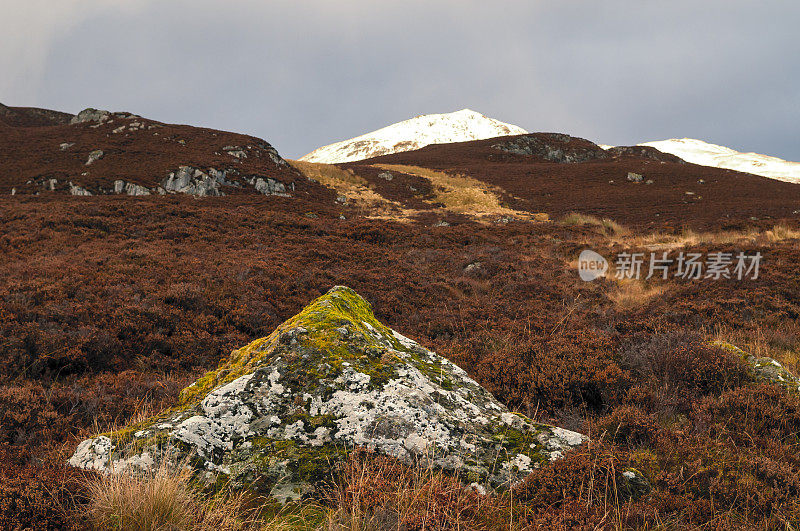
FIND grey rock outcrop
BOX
[69,287,587,502]
[71,108,111,125]
[161,166,230,197]
[492,134,610,163]
[248,176,291,197]
[113,180,151,196]
[69,182,92,196]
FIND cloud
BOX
[2,1,798,160]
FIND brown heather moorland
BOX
[3,107,800,529]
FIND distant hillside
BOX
[0,104,328,203]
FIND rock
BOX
[492,134,609,163]
[59,142,74,151]
[85,150,104,166]
[464,261,483,274]
[250,177,289,197]
[627,172,643,183]
[45,178,57,191]
[69,182,92,196]
[162,166,230,197]
[113,180,151,196]
[606,145,685,163]
[11,188,15,196]
[378,172,394,181]
[712,340,800,392]
[69,287,587,501]
[619,469,651,500]
[223,146,248,159]
[645,179,654,185]
[70,108,110,125]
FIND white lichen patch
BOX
[69,286,587,499]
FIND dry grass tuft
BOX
[561,212,628,237]
[84,459,324,531]
[609,280,666,311]
[627,223,800,250]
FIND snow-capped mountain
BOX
[299,109,527,163]
[636,138,800,184]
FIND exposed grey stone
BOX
[60,142,75,151]
[492,134,609,163]
[71,108,111,124]
[712,340,800,392]
[85,150,104,166]
[627,172,644,183]
[69,287,587,502]
[113,180,151,196]
[250,177,290,197]
[161,166,230,197]
[378,172,394,181]
[69,182,92,196]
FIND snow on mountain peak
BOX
[299,109,528,163]
[637,138,800,184]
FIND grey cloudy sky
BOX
[2,0,799,160]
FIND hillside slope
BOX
[0,104,330,203]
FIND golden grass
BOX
[84,460,327,530]
[288,160,405,218]
[608,280,666,311]
[374,163,547,221]
[624,223,800,250]
[561,212,628,237]
[710,323,800,374]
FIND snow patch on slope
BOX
[637,138,800,184]
[300,109,527,164]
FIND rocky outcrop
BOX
[70,108,111,125]
[161,166,231,197]
[113,180,151,196]
[69,286,587,501]
[606,145,685,163]
[492,134,610,163]
[248,176,292,197]
[69,182,92,196]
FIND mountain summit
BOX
[637,138,800,184]
[300,109,527,163]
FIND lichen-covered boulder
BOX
[69,286,587,501]
[712,340,800,392]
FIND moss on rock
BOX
[69,286,588,501]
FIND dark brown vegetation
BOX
[2,192,800,528]
[368,133,800,230]
[3,106,800,528]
